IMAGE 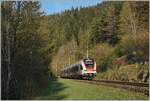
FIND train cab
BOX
[81,58,97,78]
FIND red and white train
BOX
[60,58,97,79]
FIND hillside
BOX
[1,0,149,99]
[47,1,149,82]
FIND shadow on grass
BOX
[36,79,68,100]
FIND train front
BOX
[81,58,97,79]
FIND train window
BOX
[86,64,94,68]
[84,59,94,68]
[75,65,78,72]
[79,65,83,70]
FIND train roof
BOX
[61,58,95,71]
[61,61,81,71]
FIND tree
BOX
[119,2,138,35]
[1,1,22,99]
[90,2,122,45]
[119,1,148,35]
[1,1,50,99]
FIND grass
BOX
[35,79,148,100]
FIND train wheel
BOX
[79,76,83,80]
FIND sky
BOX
[40,0,103,15]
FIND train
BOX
[60,58,97,79]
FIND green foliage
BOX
[1,1,50,99]
[90,2,122,45]
[48,1,148,80]
[119,1,149,35]
[94,43,116,72]
[96,63,148,83]
[115,32,149,63]
[1,0,149,99]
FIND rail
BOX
[92,79,149,87]
[73,79,149,95]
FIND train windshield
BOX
[84,59,94,68]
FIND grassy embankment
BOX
[35,79,148,100]
[96,63,149,82]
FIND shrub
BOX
[115,32,149,63]
[94,43,116,72]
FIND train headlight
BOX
[84,70,87,71]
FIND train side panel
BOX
[60,59,97,79]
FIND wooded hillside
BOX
[48,1,149,80]
[1,1,149,100]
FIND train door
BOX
[78,64,83,75]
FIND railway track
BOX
[73,79,149,95]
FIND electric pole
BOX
[87,42,89,59]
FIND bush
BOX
[115,32,149,63]
[94,43,116,72]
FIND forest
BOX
[1,1,149,100]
